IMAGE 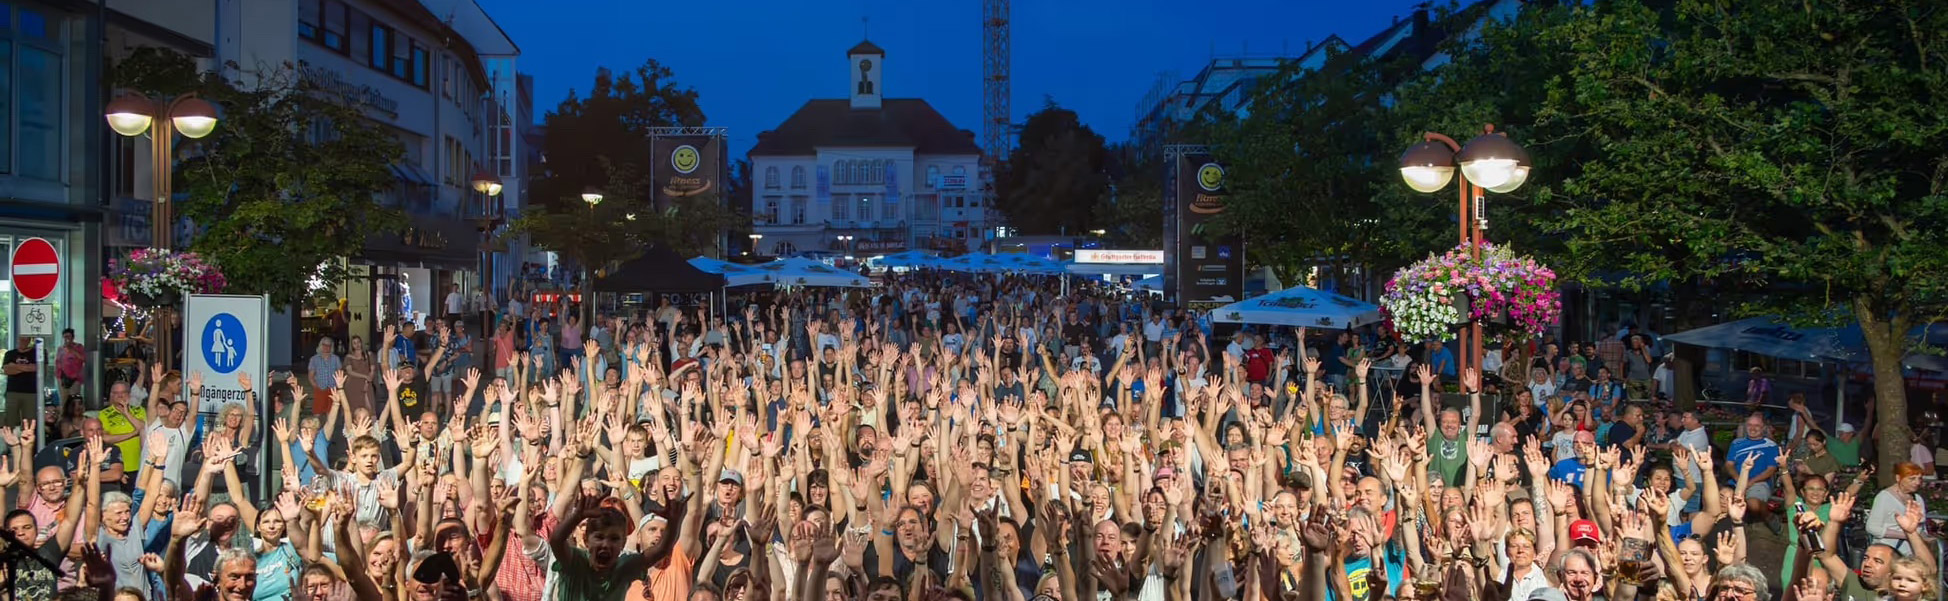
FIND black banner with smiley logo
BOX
[1166,151,1243,311]
[651,135,722,210]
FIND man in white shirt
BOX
[141,401,194,488]
[444,284,465,320]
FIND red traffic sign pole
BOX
[11,237,59,302]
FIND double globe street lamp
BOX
[1397,125,1530,382]
[106,92,221,370]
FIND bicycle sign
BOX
[18,303,52,337]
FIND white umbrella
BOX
[1212,286,1384,329]
[753,257,872,287]
[688,256,771,287]
[874,250,940,268]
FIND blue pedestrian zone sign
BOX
[202,312,249,374]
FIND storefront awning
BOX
[390,162,437,187]
[360,214,478,271]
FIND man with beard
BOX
[165,493,256,601]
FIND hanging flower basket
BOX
[1380,242,1561,342]
[108,248,226,309]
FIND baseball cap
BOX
[719,470,745,486]
[1568,519,1601,544]
[1836,423,1857,434]
[1068,449,1092,464]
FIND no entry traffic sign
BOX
[11,237,58,302]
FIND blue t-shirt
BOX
[1726,437,1781,486]
[1329,543,1405,601]
[1429,347,1457,377]
[1549,457,1588,487]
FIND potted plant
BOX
[1381,242,1561,342]
[108,248,227,309]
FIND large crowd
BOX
[4,272,1942,601]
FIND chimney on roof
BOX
[1414,4,1430,33]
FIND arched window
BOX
[854,161,867,185]
[791,166,806,188]
[927,165,940,186]
[764,166,779,189]
[952,165,967,176]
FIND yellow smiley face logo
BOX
[1197,163,1224,192]
[672,145,701,174]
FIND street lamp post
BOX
[106,92,221,370]
[1398,124,1530,384]
[470,170,504,335]
[837,234,854,261]
[748,233,763,256]
[577,188,603,326]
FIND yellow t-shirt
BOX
[98,404,146,465]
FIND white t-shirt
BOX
[445,292,465,315]
[142,421,195,487]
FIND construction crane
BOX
[981,0,1010,221]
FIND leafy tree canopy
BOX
[113,48,406,307]
[994,100,1109,235]
[517,60,738,273]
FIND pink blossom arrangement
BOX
[1380,242,1561,342]
[108,248,226,306]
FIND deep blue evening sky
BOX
[473,0,1430,156]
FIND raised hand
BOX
[1897,499,1925,534]
[1460,368,1480,393]
[1727,496,1747,523]
[173,494,207,538]
[237,371,253,392]
[1713,530,1738,566]
[273,418,294,445]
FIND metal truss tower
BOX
[981,0,1010,213]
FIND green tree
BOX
[1206,50,1393,288]
[995,101,1108,235]
[1368,3,1588,280]
[1530,0,1948,479]
[112,48,406,307]
[516,60,739,278]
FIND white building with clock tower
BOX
[748,40,989,257]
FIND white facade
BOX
[750,42,985,256]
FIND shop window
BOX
[0,5,68,182]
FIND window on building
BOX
[410,42,429,88]
[952,165,967,176]
[322,1,348,53]
[761,198,779,224]
[915,196,937,221]
[832,196,848,221]
[0,5,64,183]
[495,111,513,176]
[369,23,391,71]
[926,165,939,187]
[299,0,320,40]
[834,160,849,185]
[858,196,873,222]
[391,33,412,79]
[790,198,807,224]
[791,166,806,188]
[764,166,779,189]
[881,196,897,221]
